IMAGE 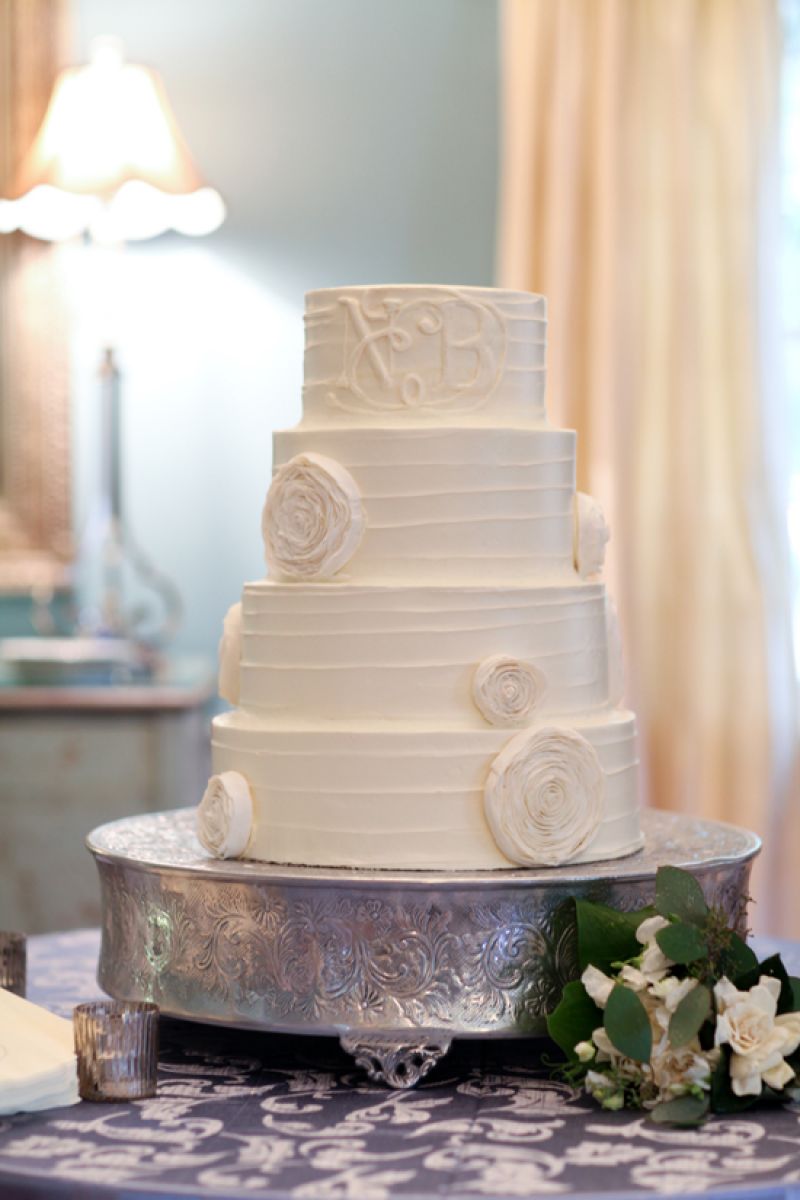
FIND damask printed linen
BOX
[0,930,799,1199]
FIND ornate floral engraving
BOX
[574,492,610,579]
[484,727,605,867]
[217,601,242,705]
[472,655,548,727]
[339,1033,452,1089]
[197,772,253,859]
[89,809,758,1063]
[325,289,507,415]
[262,452,365,580]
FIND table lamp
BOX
[0,36,225,666]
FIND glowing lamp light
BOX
[0,37,227,653]
[0,37,225,242]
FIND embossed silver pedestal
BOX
[88,808,759,1088]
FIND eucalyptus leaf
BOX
[649,1093,710,1126]
[546,981,602,1061]
[655,866,709,927]
[655,921,707,965]
[668,984,711,1048]
[576,899,647,973]
[604,984,652,1063]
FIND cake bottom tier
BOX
[211,709,641,870]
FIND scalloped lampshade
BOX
[0,37,225,242]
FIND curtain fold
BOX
[499,0,798,934]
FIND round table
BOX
[1,930,799,1200]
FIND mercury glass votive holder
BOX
[73,1000,159,1101]
[0,931,27,996]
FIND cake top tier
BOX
[302,285,547,428]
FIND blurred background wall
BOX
[67,0,499,662]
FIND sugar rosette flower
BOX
[217,601,243,705]
[574,492,610,579]
[197,771,253,860]
[262,452,365,580]
[484,726,604,866]
[472,655,547,727]
[714,975,800,1096]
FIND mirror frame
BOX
[0,0,71,593]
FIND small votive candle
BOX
[0,931,27,996]
[73,1000,159,1101]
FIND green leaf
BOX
[604,984,652,1062]
[546,981,602,1061]
[735,954,797,1014]
[656,921,708,965]
[655,866,709,927]
[576,899,647,973]
[789,977,800,1011]
[649,1093,710,1126]
[718,932,758,983]
[668,984,711,1048]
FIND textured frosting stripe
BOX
[302,286,547,428]
[211,710,640,871]
[238,581,610,721]
[273,427,577,585]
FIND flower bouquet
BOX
[547,866,800,1124]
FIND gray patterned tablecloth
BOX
[0,931,799,1200]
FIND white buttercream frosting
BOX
[238,581,611,721]
[302,286,547,427]
[202,285,642,872]
[484,726,605,867]
[273,427,577,586]
[606,596,625,706]
[211,709,640,870]
[574,492,610,579]
[472,654,548,727]
[262,452,365,581]
[218,601,242,705]
[197,770,253,859]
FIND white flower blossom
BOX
[636,915,671,945]
[634,914,673,984]
[648,1032,718,1103]
[619,964,649,992]
[575,1040,596,1063]
[582,965,615,1009]
[714,975,800,1097]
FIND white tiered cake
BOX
[198,285,642,871]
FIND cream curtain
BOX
[498,0,799,934]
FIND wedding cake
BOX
[197,285,642,871]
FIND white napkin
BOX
[0,986,80,1114]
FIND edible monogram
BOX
[327,289,506,414]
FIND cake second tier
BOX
[271,425,577,585]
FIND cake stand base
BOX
[87,808,759,1089]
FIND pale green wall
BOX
[4,0,500,661]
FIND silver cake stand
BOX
[87,808,759,1089]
